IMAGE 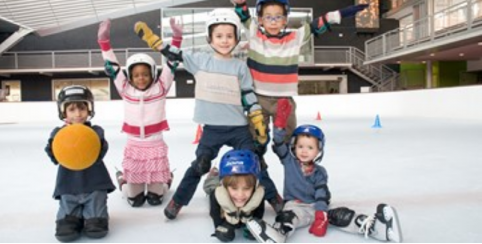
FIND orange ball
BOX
[52,124,101,171]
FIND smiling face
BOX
[209,23,237,58]
[223,174,256,208]
[130,64,153,90]
[258,3,287,36]
[294,134,320,164]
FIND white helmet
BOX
[205,8,242,43]
[126,53,158,83]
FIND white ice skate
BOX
[246,218,287,243]
[359,203,403,242]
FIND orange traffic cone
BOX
[192,124,203,144]
[315,111,322,121]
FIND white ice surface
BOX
[1,94,482,242]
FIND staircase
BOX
[314,46,399,92]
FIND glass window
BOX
[1,81,21,102]
[161,7,314,64]
[52,79,110,101]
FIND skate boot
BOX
[83,217,109,239]
[146,192,164,206]
[358,203,403,242]
[246,218,287,243]
[127,192,146,207]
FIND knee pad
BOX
[192,155,211,175]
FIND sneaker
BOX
[164,199,182,220]
[268,194,284,213]
[358,204,403,243]
[246,218,286,243]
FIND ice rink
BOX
[1,87,482,242]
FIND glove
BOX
[213,222,235,242]
[160,44,183,62]
[249,110,268,146]
[242,225,255,240]
[134,21,163,50]
[338,4,369,18]
[98,19,112,51]
[104,60,120,78]
[309,211,328,237]
[170,18,183,40]
[274,98,292,129]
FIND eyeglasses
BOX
[261,15,286,23]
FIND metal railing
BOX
[314,46,399,91]
[0,46,399,92]
[365,0,482,62]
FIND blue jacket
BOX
[272,128,330,211]
[45,122,115,199]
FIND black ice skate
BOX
[246,218,287,243]
[358,203,403,243]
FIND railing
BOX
[0,46,399,92]
[365,0,482,62]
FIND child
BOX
[45,85,115,242]
[97,19,181,207]
[204,149,265,242]
[231,0,369,166]
[246,99,403,243]
[134,8,283,219]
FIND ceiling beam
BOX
[0,27,34,55]
[36,0,207,36]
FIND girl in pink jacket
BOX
[97,18,181,207]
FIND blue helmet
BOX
[290,124,326,163]
[219,149,260,179]
[256,0,290,16]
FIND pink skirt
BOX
[122,139,171,184]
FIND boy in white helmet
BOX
[97,19,181,208]
[134,8,282,220]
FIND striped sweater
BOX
[235,4,332,97]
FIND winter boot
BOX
[83,217,109,239]
[55,215,83,242]
[164,198,183,220]
[246,218,287,243]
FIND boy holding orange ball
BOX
[45,85,115,242]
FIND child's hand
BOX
[274,98,292,129]
[249,110,268,146]
[309,211,328,237]
[169,17,183,39]
[231,0,247,5]
[134,21,163,51]
[98,19,111,42]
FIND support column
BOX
[426,60,433,88]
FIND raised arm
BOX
[271,98,292,162]
[97,19,128,93]
[310,4,369,37]
[231,0,252,29]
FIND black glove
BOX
[212,222,235,242]
[161,44,183,62]
[104,60,120,78]
[339,4,369,18]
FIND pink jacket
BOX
[100,48,172,138]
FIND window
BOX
[1,81,21,102]
[52,79,110,101]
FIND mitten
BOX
[97,19,112,51]
[249,110,268,146]
[274,98,292,129]
[213,222,235,242]
[169,17,183,48]
[309,211,328,237]
[134,21,163,50]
